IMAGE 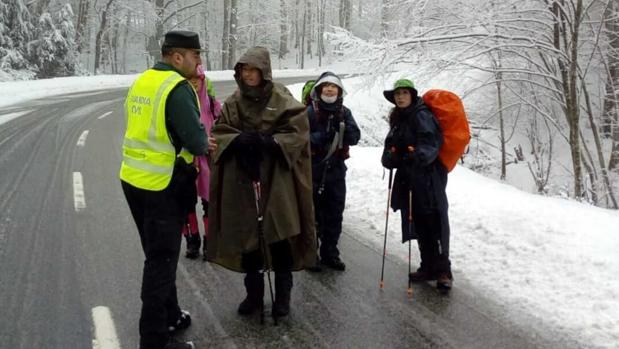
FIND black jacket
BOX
[381,98,448,216]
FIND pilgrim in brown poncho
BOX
[206,46,316,318]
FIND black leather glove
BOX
[401,145,417,164]
[260,134,280,154]
[381,147,401,169]
[231,131,262,151]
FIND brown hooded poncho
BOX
[206,47,316,272]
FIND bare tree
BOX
[94,0,115,73]
[278,0,288,59]
[221,0,230,69]
[226,0,237,69]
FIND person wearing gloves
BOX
[380,79,453,291]
[183,65,221,259]
[206,46,316,319]
[307,71,361,271]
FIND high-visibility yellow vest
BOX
[120,69,195,191]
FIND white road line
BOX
[91,306,121,349]
[73,172,87,212]
[77,130,90,147]
[98,111,113,120]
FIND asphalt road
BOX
[0,77,581,349]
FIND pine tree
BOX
[0,0,33,75]
[28,4,79,78]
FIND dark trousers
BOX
[313,172,346,261]
[121,180,184,349]
[241,239,294,272]
[400,210,451,275]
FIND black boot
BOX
[201,235,208,261]
[238,272,264,315]
[185,234,201,259]
[272,271,293,317]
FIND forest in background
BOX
[1,0,618,209]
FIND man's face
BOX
[241,65,262,87]
[320,83,339,98]
[171,49,202,79]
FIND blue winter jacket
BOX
[308,102,360,181]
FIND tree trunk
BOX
[221,0,230,69]
[75,0,90,53]
[381,0,390,38]
[339,0,351,30]
[602,1,618,137]
[300,1,307,69]
[278,0,288,59]
[306,0,313,56]
[94,0,115,74]
[582,78,618,208]
[497,71,506,180]
[227,0,237,69]
[202,0,212,71]
[551,0,584,199]
[318,0,326,66]
[604,1,619,170]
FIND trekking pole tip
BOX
[407,287,413,298]
[379,281,385,289]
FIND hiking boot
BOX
[168,310,191,332]
[184,234,201,259]
[436,272,453,292]
[409,267,437,282]
[238,273,264,315]
[272,272,293,317]
[201,236,208,261]
[322,257,346,271]
[164,340,195,349]
[306,257,322,272]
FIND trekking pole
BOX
[406,145,415,298]
[252,181,277,326]
[380,169,394,289]
[407,189,413,298]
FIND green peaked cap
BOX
[383,78,417,104]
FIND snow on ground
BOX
[290,76,619,348]
[0,68,323,111]
[2,72,619,348]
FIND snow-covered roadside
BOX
[0,68,322,111]
[343,147,619,348]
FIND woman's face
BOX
[320,82,339,98]
[394,88,412,108]
[241,65,262,87]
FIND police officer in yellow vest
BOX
[120,30,214,349]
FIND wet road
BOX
[0,77,580,348]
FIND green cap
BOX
[383,79,417,104]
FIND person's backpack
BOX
[422,89,470,172]
[301,80,316,105]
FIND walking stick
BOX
[252,181,277,325]
[407,189,414,298]
[380,169,394,289]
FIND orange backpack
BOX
[422,89,471,172]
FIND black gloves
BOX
[232,131,262,149]
[381,145,416,169]
[230,131,280,181]
[381,147,401,169]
